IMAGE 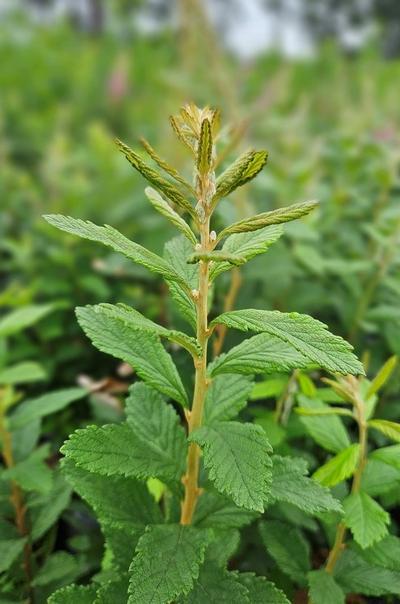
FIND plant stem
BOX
[180,218,211,525]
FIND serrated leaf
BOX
[190,421,272,512]
[62,458,162,529]
[48,585,97,604]
[370,444,400,469]
[76,305,188,407]
[0,304,53,337]
[270,456,342,515]
[366,355,397,399]
[333,548,400,596]
[237,573,289,603]
[313,443,360,487]
[197,118,212,176]
[140,139,195,195]
[209,225,283,280]
[116,138,195,216]
[128,524,210,604]
[125,382,187,481]
[178,562,249,603]
[203,374,253,424]
[297,395,350,453]
[210,310,364,375]
[259,520,310,584]
[95,575,130,603]
[214,150,268,202]
[43,214,187,287]
[209,333,312,377]
[145,187,197,245]
[308,570,345,604]
[343,491,389,548]
[0,538,26,572]
[206,529,240,567]
[9,388,86,430]
[90,302,200,356]
[217,200,318,242]
[193,491,257,529]
[361,458,400,496]
[368,418,400,442]
[164,236,198,329]
[1,446,52,493]
[0,361,46,385]
[354,534,400,571]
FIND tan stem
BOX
[180,219,210,525]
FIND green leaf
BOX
[0,304,53,337]
[128,524,210,604]
[48,585,97,604]
[30,471,72,540]
[217,200,318,242]
[333,548,400,596]
[43,214,187,287]
[1,446,52,494]
[209,333,311,377]
[203,374,253,424]
[76,306,188,407]
[343,491,389,549]
[164,236,198,329]
[125,382,187,481]
[62,458,162,529]
[313,444,360,487]
[270,456,342,515]
[140,139,195,195]
[308,570,345,604]
[0,361,46,385]
[210,310,364,375]
[297,395,351,453]
[354,534,400,571]
[190,421,272,512]
[0,538,26,572]
[116,138,195,216]
[370,444,400,469]
[197,118,212,176]
[32,552,79,587]
[178,563,249,603]
[214,150,268,202]
[259,520,310,584]
[209,225,283,280]
[193,491,257,529]
[145,187,197,245]
[95,576,130,603]
[368,418,400,442]
[366,355,397,399]
[361,458,400,496]
[206,529,240,567]
[296,406,352,417]
[187,250,246,266]
[9,388,86,430]
[90,302,200,356]
[236,572,290,603]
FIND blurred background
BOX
[1,0,400,413]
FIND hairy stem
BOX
[180,219,210,525]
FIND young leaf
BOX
[90,302,200,356]
[164,236,198,329]
[62,421,185,484]
[370,444,400,469]
[30,471,72,541]
[43,214,188,288]
[217,200,318,242]
[313,443,360,487]
[9,388,86,430]
[213,149,268,202]
[297,395,351,453]
[116,138,195,216]
[343,491,389,549]
[308,570,345,604]
[236,572,290,604]
[209,225,283,280]
[76,305,188,407]
[210,309,364,375]
[178,562,249,603]
[270,456,342,515]
[128,524,210,604]
[189,421,272,512]
[203,374,253,424]
[333,548,400,596]
[361,458,400,496]
[197,118,212,176]
[1,445,52,494]
[296,406,353,417]
[209,333,311,377]
[193,491,257,529]
[187,250,246,266]
[366,355,397,399]
[144,187,197,245]
[48,585,97,604]
[353,534,400,571]
[140,139,195,194]
[0,361,46,385]
[368,419,400,442]
[0,304,53,338]
[259,520,310,584]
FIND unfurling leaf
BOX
[217,199,318,242]
[187,250,245,266]
[213,149,268,203]
[197,118,213,176]
[140,139,195,194]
